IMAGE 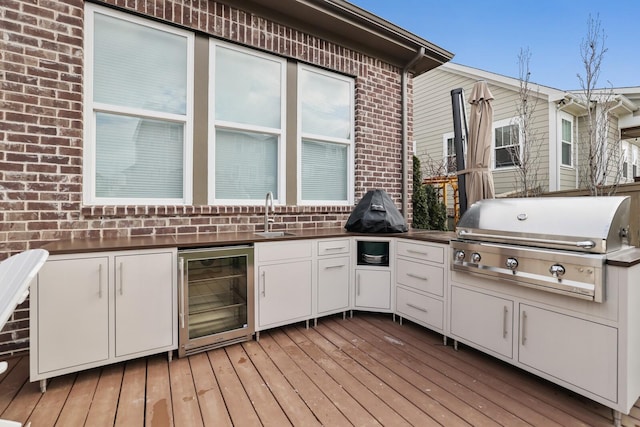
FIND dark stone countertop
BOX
[40,228,456,255]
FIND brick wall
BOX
[0,0,412,355]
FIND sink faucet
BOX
[264,192,274,232]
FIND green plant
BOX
[412,155,448,231]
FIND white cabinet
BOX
[255,241,313,331]
[518,304,617,401]
[395,240,447,332]
[316,239,350,317]
[450,285,513,358]
[34,256,110,374]
[354,269,391,310]
[114,252,175,357]
[448,260,640,414]
[30,248,177,386]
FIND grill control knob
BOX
[454,250,465,262]
[549,264,566,278]
[505,257,518,270]
[471,253,481,264]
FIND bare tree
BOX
[577,14,620,195]
[510,47,543,196]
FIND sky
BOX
[348,0,638,90]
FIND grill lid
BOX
[456,196,630,253]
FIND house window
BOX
[622,143,629,179]
[298,65,354,205]
[84,5,194,205]
[444,135,457,175]
[210,44,285,204]
[561,117,573,167]
[494,121,520,169]
[633,146,639,178]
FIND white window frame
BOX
[622,141,629,180]
[559,113,574,168]
[297,64,354,206]
[492,118,522,170]
[208,41,287,206]
[83,4,194,205]
[442,132,456,176]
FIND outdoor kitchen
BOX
[2,0,640,426]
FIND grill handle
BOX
[457,230,596,250]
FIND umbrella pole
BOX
[451,88,468,216]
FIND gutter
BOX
[401,47,425,219]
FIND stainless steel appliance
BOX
[451,196,631,302]
[178,245,254,357]
[357,240,390,266]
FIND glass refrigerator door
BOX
[186,254,248,339]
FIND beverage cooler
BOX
[178,245,254,357]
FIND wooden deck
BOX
[0,313,624,426]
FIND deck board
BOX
[0,313,629,426]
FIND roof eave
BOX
[221,0,454,75]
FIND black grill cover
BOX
[345,189,408,233]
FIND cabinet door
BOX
[450,286,513,358]
[258,260,312,327]
[317,256,350,315]
[354,269,391,310]
[36,256,109,374]
[115,251,175,357]
[518,304,617,401]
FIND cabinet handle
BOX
[406,303,428,313]
[119,262,124,295]
[325,264,345,269]
[324,246,345,251]
[179,258,185,329]
[503,306,508,338]
[407,249,428,256]
[262,271,266,297]
[407,272,428,281]
[357,273,360,296]
[98,264,103,298]
[521,310,527,345]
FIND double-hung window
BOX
[298,65,354,205]
[494,119,520,169]
[84,5,193,205]
[210,44,286,204]
[561,116,574,167]
[443,134,456,175]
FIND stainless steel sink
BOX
[253,231,296,238]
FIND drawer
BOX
[396,240,444,264]
[396,287,443,330]
[396,258,443,296]
[318,238,350,256]
[256,241,313,263]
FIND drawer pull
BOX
[406,303,428,313]
[325,264,345,269]
[324,246,346,251]
[407,273,428,281]
[407,249,429,256]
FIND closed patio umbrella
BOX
[465,80,495,207]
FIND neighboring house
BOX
[0,1,452,355]
[414,62,640,201]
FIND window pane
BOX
[562,119,572,142]
[562,142,572,166]
[215,129,278,199]
[495,146,519,168]
[300,69,351,139]
[94,13,187,114]
[215,47,282,128]
[301,139,348,201]
[95,113,184,198]
[495,127,504,147]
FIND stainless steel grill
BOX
[451,196,631,302]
